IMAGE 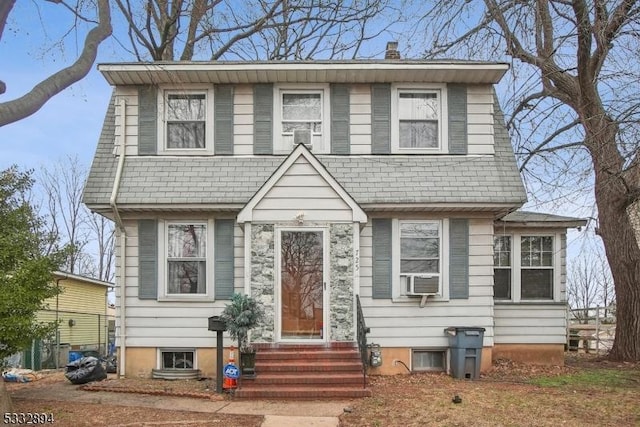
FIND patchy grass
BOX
[340,355,640,427]
[529,368,638,389]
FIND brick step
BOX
[255,361,363,373]
[234,386,372,399]
[256,349,361,361]
[242,372,365,386]
[253,343,358,351]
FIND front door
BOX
[277,228,327,342]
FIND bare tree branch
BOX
[0,0,111,127]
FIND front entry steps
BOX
[233,343,372,399]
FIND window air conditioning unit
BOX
[293,129,312,150]
[404,275,440,296]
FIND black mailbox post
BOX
[208,316,227,393]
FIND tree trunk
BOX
[589,120,640,361]
[0,380,13,413]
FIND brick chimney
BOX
[384,41,400,59]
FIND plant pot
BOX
[240,351,257,378]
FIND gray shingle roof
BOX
[498,211,587,227]
[83,94,527,211]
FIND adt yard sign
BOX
[223,363,239,379]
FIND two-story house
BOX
[83,43,584,397]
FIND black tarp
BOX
[64,356,107,384]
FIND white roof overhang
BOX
[99,61,509,86]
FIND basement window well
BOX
[412,349,446,372]
[161,349,195,369]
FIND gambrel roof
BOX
[83,92,526,215]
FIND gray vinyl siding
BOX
[350,85,372,154]
[371,84,391,154]
[253,84,273,154]
[214,85,234,155]
[251,156,352,222]
[359,217,494,348]
[114,219,245,349]
[330,84,350,154]
[448,84,467,154]
[494,303,567,344]
[138,86,157,155]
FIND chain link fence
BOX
[16,309,116,370]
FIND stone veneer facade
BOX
[249,222,355,343]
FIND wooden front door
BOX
[277,228,326,342]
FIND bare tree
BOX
[88,212,115,282]
[568,251,615,323]
[38,156,89,275]
[412,0,640,361]
[114,0,397,61]
[0,0,112,126]
[37,155,115,282]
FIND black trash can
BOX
[445,327,485,380]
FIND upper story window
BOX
[166,223,207,295]
[166,94,206,149]
[399,92,439,148]
[391,85,448,153]
[158,88,214,154]
[493,234,557,301]
[274,85,330,154]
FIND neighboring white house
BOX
[83,43,584,380]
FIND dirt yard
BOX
[6,353,640,427]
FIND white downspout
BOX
[110,98,127,377]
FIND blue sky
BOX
[0,2,116,172]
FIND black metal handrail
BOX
[356,294,370,389]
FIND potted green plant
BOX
[220,293,264,378]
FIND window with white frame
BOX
[166,223,207,295]
[166,93,206,149]
[493,235,512,299]
[160,349,194,369]
[275,86,329,153]
[400,221,441,295]
[493,234,556,301]
[520,236,554,299]
[159,89,214,153]
[392,87,446,153]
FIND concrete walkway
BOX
[10,381,345,426]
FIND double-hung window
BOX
[400,221,441,295]
[275,86,329,153]
[520,236,554,299]
[392,85,447,153]
[166,223,207,295]
[493,234,556,301]
[493,235,512,299]
[159,88,214,153]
